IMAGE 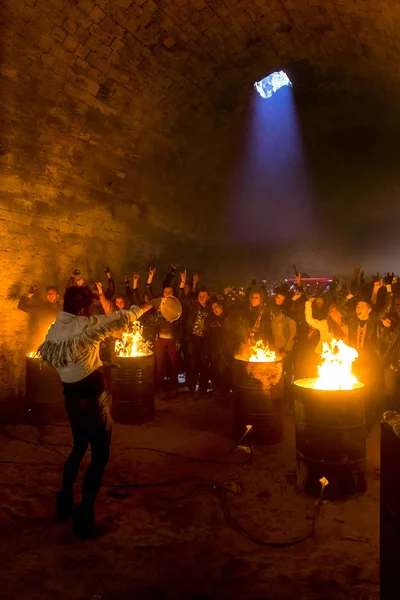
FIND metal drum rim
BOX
[294,377,364,391]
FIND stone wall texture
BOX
[1,0,400,401]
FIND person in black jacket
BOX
[206,298,243,399]
[183,284,210,396]
[347,283,393,425]
[18,284,62,352]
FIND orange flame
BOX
[115,321,153,358]
[236,340,278,363]
[315,339,359,390]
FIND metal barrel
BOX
[111,354,155,425]
[294,378,366,499]
[380,416,400,600]
[232,358,284,445]
[25,357,66,425]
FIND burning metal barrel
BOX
[110,322,155,425]
[233,342,284,445]
[294,339,367,499]
[111,354,155,424]
[25,356,66,425]
[294,378,366,499]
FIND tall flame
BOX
[315,339,359,390]
[115,321,153,358]
[249,340,277,363]
[236,340,278,363]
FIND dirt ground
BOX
[0,391,380,600]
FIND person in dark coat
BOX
[206,298,239,399]
[183,286,210,396]
[18,284,62,352]
[243,288,270,345]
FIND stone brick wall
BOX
[1,0,400,402]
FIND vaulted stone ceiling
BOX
[1,0,399,242]
[1,0,399,271]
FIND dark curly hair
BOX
[63,285,98,316]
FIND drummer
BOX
[153,282,184,391]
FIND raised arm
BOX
[192,272,199,294]
[104,267,115,300]
[145,267,157,300]
[18,285,39,313]
[305,299,325,331]
[66,269,85,290]
[377,282,394,320]
[162,263,178,289]
[124,274,134,307]
[176,269,186,301]
[95,282,113,315]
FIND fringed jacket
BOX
[37,307,144,383]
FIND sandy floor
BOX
[0,392,380,600]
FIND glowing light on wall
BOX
[254,71,292,100]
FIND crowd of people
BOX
[17,264,400,538]
[18,265,400,412]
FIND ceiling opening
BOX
[254,71,293,99]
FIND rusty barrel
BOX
[111,354,155,424]
[294,378,366,499]
[232,358,284,445]
[25,357,66,425]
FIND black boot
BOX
[72,503,98,539]
[55,489,74,523]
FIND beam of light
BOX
[254,71,292,99]
[227,75,316,245]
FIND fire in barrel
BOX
[25,323,65,425]
[111,322,155,425]
[233,341,284,445]
[294,339,366,499]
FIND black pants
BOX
[186,335,209,394]
[278,349,294,404]
[62,372,111,509]
[210,349,232,397]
